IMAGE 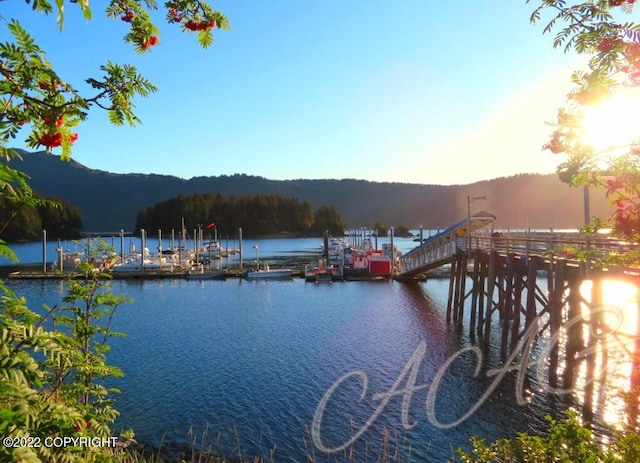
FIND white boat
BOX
[245,243,294,279]
[111,259,174,272]
[245,264,293,280]
[110,249,176,277]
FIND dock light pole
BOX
[42,230,47,273]
[120,229,124,265]
[140,229,146,268]
[253,244,259,270]
[239,227,243,272]
[467,195,487,255]
[390,226,395,264]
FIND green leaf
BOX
[55,0,65,30]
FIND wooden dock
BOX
[6,268,306,280]
[397,217,640,422]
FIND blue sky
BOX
[2,1,593,184]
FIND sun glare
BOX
[582,279,638,336]
[578,279,639,429]
[580,87,640,152]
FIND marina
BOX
[4,2,640,461]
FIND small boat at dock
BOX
[245,264,294,280]
[245,243,293,279]
[304,260,343,282]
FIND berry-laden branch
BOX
[1,0,229,159]
[531,1,640,250]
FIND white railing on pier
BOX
[397,231,462,276]
[398,228,640,278]
[397,211,496,277]
[471,232,636,262]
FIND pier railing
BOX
[397,230,462,276]
[397,211,497,277]
[398,230,640,278]
[472,232,634,260]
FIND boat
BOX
[304,260,343,282]
[245,243,294,279]
[110,248,177,278]
[185,268,226,280]
[111,258,175,273]
[49,248,87,272]
[342,248,392,280]
[245,264,294,280]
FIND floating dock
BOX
[6,268,305,280]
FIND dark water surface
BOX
[4,237,610,462]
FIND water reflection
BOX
[577,279,640,432]
[3,273,640,461]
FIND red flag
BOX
[206,222,216,229]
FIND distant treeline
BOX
[134,192,347,236]
[9,150,616,232]
[0,196,82,242]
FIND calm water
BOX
[4,237,624,462]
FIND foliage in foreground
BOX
[531,0,640,251]
[456,410,640,463]
[0,250,133,463]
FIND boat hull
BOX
[245,269,293,279]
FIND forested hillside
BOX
[8,150,612,232]
[135,193,346,236]
[0,194,82,242]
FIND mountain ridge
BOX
[8,149,611,233]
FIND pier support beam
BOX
[549,260,565,388]
[469,249,481,336]
[501,253,515,360]
[563,276,584,389]
[483,250,497,341]
[584,278,603,424]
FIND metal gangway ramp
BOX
[397,211,496,277]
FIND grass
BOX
[108,423,433,463]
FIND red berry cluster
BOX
[185,19,216,31]
[43,115,63,128]
[168,8,182,22]
[139,36,159,50]
[606,177,625,192]
[74,420,88,433]
[605,174,640,240]
[121,10,135,22]
[614,208,638,238]
[38,81,60,91]
[597,37,615,53]
[621,42,640,84]
[7,116,26,126]
[609,0,635,6]
[38,132,78,148]
[546,137,564,154]
[38,132,62,148]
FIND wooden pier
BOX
[397,215,640,421]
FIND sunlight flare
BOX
[580,87,640,152]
